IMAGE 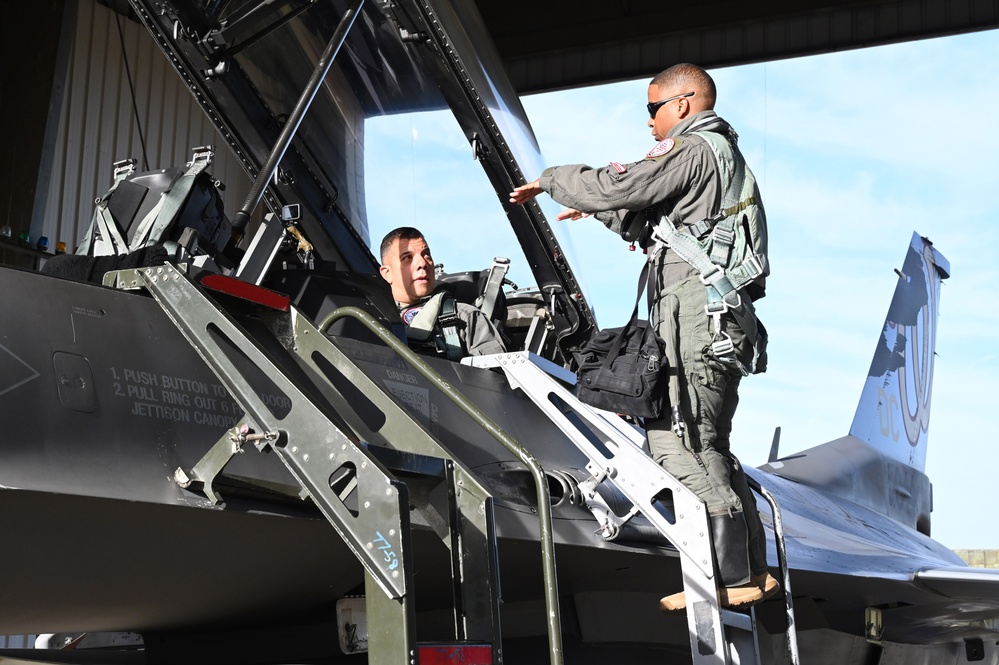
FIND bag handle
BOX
[599,261,651,370]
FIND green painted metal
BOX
[319,305,564,665]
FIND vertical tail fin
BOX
[848,232,950,472]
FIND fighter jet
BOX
[1,1,997,664]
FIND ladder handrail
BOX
[319,306,564,665]
[747,477,800,665]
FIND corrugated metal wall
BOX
[0,634,35,648]
[34,0,253,253]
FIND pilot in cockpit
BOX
[379,227,506,360]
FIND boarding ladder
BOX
[468,351,800,665]
[108,264,566,665]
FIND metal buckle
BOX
[711,333,735,358]
[437,312,461,328]
[112,158,137,181]
[722,290,742,310]
[190,145,215,165]
[743,254,764,279]
[699,264,725,287]
[688,218,713,239]
[705,298,729,315]
[712,225,735,246]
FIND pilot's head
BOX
[647,63,716,142]
[379,226,437,306]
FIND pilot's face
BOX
[380,236,436,306]
[647,83,685,142]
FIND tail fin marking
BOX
[848,232,950,472]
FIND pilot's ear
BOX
[677,96,691,119]
[379,264,392,284]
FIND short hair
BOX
[651,63,716,109]
[379,226,424,262]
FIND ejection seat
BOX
[436,265,509,341]
[41,149,236,284]
[77,149,235,268]
[435,257,555,357]
[273,258,525,361]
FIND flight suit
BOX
[537,110,767,586]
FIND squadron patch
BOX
[401,306,422,325]
[610,161,627,174]
[646,137,677,159]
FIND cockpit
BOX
[55,0,595,368]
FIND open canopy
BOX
[132,0,596,353]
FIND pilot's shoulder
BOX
[643,136,687,162]
[607,137,690,174]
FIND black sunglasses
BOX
[647,92,695,119]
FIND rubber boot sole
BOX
[659,573,780,613]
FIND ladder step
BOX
[720,608,755,632]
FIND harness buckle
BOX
[699,264,726,288]
[687,217,715,239]
[437,311,461,329]
[112,159,137,181]
[742,254,765,279]
[711,224,735,246]
[190,145,215,166]
[705,299,729,316]
[710,331,750,376]
[711,333,735,358]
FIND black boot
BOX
[711,513,765,608]
[659,512,761,613]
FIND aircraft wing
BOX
[916,567,999,603]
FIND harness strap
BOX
[94,205,130,256]
[723,195,757,217]
[77,159,136,256]
[651,131,766,375]
[654,212,762,375]
[684,195,757,240]
[406,292,446,342]
[436,294,464,361]
[478,257,510,321]
[404,292,465,361]
[698,130,747,270]
[129,147,215,251]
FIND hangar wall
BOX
[30,0,255,255]
[955,550,999,569]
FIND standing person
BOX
[379,226,506,358]
[509,63,777,610]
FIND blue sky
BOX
[367,28,999,549]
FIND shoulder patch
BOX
[610,161,627,174]
[646,137,681,159]
[401,306,422,325]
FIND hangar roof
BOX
[473,0,999,93]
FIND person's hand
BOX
[509,179,542,205]
[555,208,591,221]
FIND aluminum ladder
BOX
[468,350,799,665]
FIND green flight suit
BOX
[537,110,768,586]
